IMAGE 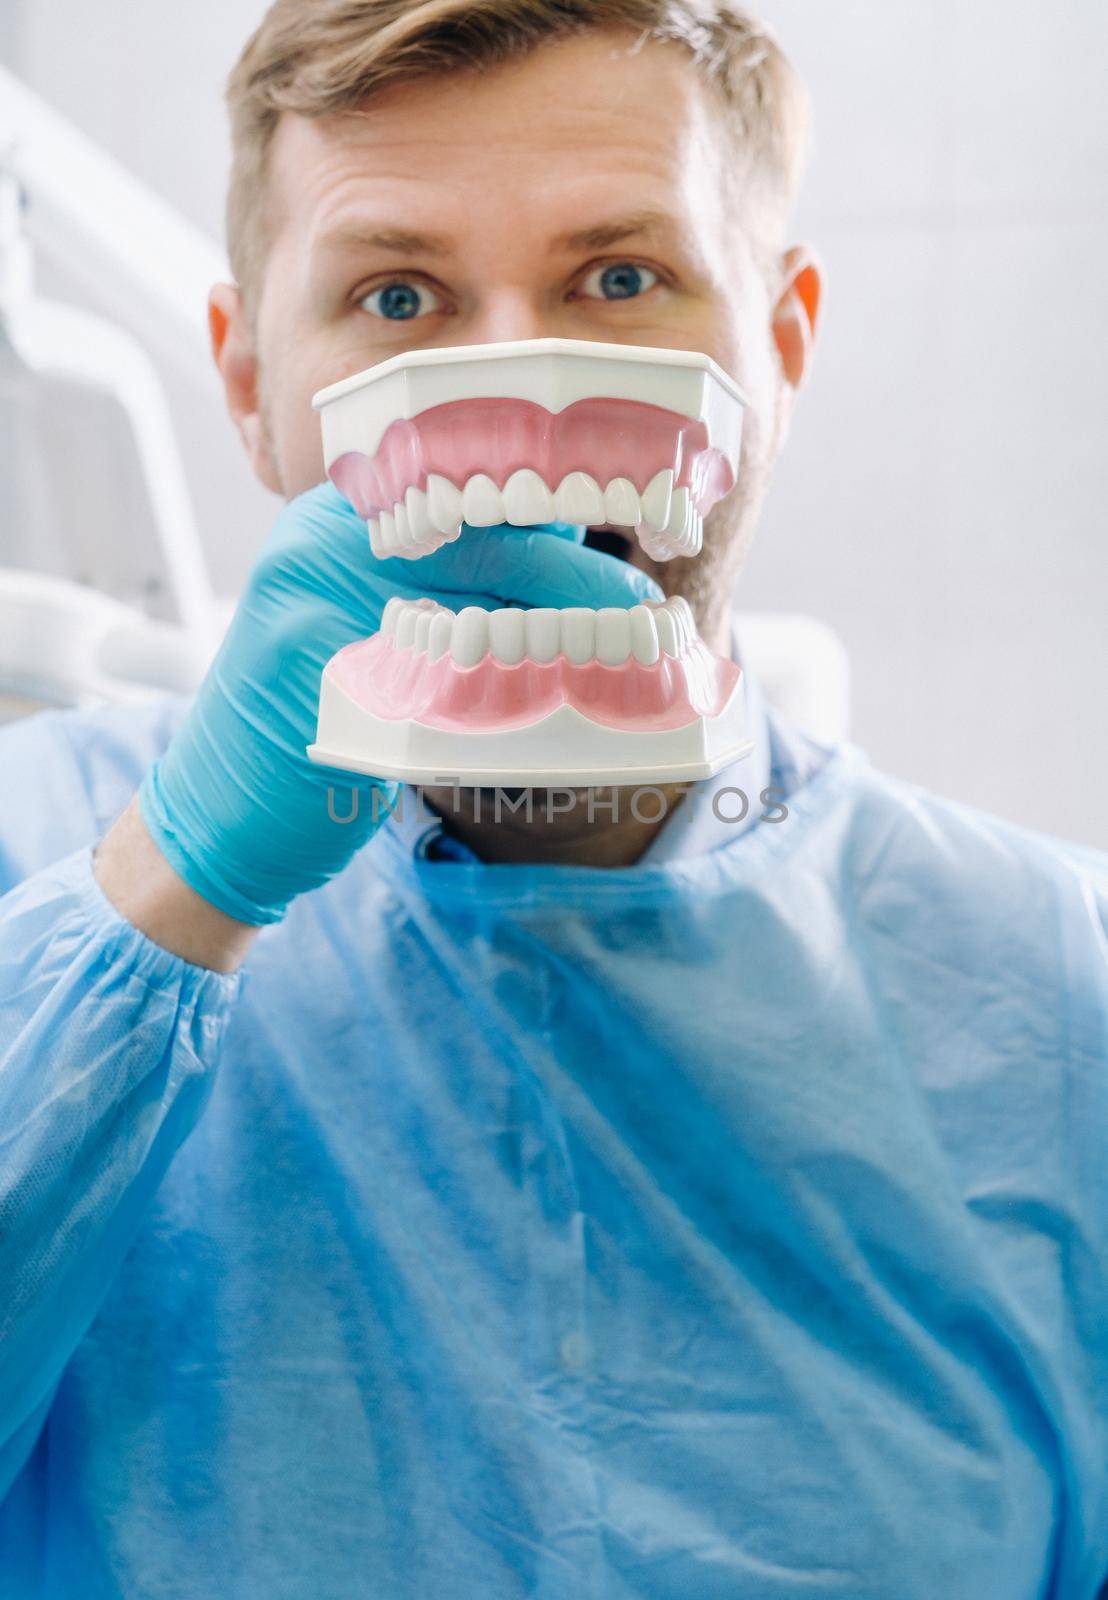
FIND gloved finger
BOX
[300,502,583,594]
[415,524,667,611]
[357,520,584,595]
[345,518,589,617]
[459,519,585,545]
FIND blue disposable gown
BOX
[0,690,1106,1600]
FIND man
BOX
[1,2,1105,1596]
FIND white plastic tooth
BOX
[393,514,416,550]
[554,471,605,525]
[394,602,420,651]
[430,516,463,548]
[450,606,490,668]
[378,508,400,555]
[427,610,453,661]
[503,468,555,526]
[413,608,435,653]
[561,608,596,666]
[629,604,660,666]
[398,499,451,563]
[632,523,677,562]
[417,531,449,556]
[488,607,527,665]
[640,469,674,532]
[462,473,504,527]
[653,605,681,657]
[427,474,464,535]
[603,478,641,528]
[525,608,561,664]
[664,487,691,542]
[392,515,416,560]
[683,511,704,557]
[405,484,436,543]
[664,598,690,652]
[595,607,632,665]
[367,518,389,559]
[669,596,698,640]
[634,488,696,562]
[380,596,406,637]
[393,500,412,545]
[669,499,700,555]
[675,601,701,649]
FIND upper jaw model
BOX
[307,337,756,788]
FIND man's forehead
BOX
[264,36,733,250]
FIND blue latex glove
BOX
[138,480,665,926]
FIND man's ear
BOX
[771,244,824,390]
[208,282,282,494]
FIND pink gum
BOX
[329,396,734,520]
[328,632,741,733]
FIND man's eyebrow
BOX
[554,210,676,252]
[316,224,453,258]
[316,209,677,260]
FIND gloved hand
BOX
[138,480,666,926]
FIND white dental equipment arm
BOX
[0,67,221,715]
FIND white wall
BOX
[3,0,1106,847]
[751,0,1108,849]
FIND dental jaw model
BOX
[307,338,754,787]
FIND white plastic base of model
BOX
[307,665,753,787]
[312,336,747,468]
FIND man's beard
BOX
[257,381,284,498]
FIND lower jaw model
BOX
[307,337,755,788]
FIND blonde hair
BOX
[225,0,810,306]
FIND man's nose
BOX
[450,292,562,348]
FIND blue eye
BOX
[360,281,442,320]
[580,262,659,301]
